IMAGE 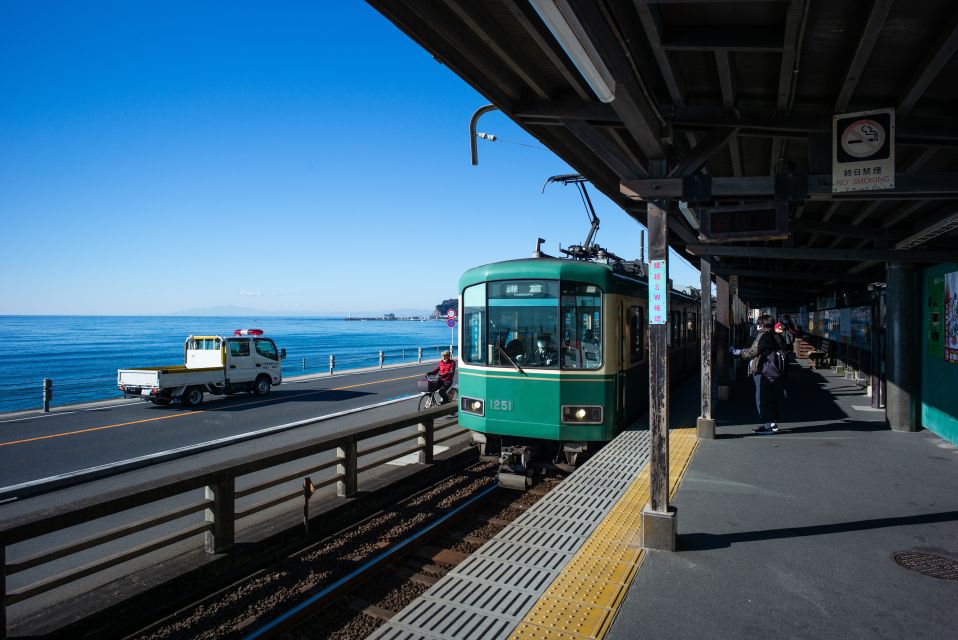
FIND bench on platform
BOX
[806,339,831,368]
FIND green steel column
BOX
[886,262,917,431]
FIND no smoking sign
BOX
[832,108,894,193]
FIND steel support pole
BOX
[697,259,715,439]
[885,262,917,431]
[715,276,732,398]
[641,200,676,551]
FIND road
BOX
[0,363,437,492]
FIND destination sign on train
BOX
[496,281,556,298]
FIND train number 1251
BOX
[492,399,513,412]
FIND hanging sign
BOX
[832,108,895,192]
[648,259,668,325]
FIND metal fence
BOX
[0,344,458,414]
[0,402,462,638]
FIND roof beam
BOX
[777,0,807,109]
[714,267,873,282]
[663,27,784,52]
[621,172,958,200]
[568,0,667,161]
[667,127,738,177]
[834,0,894,112]
[715,51,736,109]
[898,12,958,115]
[685,244,957,263]
[789,220,893,241]
[633,0,685,106]
[443,0,552,100]
[563,119,648,180]
[375,1,520,104]
[503,0,592,101]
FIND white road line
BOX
[0,394,421,497]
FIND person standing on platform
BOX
[773,321,791,398]
[731,314,782,434]
[426,350,457,404]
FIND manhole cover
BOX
[892,552,958,581]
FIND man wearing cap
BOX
[426,350,457,404]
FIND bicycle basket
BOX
[418,378,440,393]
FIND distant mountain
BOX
[169,305,434,317]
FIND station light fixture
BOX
[678,200,700,230]
[529,0,616,103]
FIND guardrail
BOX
[0,402,462,638]
[0,344,459,414]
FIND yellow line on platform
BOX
[509,427,699,640]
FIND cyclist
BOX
[425,350,456,404]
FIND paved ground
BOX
[609,359,958,640]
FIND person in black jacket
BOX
[731,315,781,434]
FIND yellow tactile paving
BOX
[510,427,699,640]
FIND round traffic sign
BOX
[446,309,456,319]
[446,318,456,328]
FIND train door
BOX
[615,300,632,427]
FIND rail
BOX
[0,402,462,638]
[0,344,458,414]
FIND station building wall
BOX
[920,262,958,445]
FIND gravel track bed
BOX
[133,461,500,640]
[285,476,562,639]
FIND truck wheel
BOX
[182,387,204,407]
[253,375,271,396]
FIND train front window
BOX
[464,279,601,370]
[486,280,560,369]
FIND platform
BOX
[369,361,958,640]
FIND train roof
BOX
[459,257,700,302]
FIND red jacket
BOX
[428,359,457,384]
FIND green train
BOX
[455,253,700,487]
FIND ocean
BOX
[0,316,456,414]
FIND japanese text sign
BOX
[648,259,667,325]
[832,108,895,193]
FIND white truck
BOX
[117,329,286,407]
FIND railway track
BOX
[131,463,561,640]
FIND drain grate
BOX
[892,551,958,581]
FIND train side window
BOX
[629,306,644,362]
[462,284,486,364]
[689,311,697,341]
[561,283,602,370]
[671,311,681,345]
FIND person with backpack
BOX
[730,314,785,434]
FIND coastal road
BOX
[0,362,442,491]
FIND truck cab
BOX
[118,329,286,407]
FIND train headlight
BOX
[561,405,603,424]
[460,396,484,416]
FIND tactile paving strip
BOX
[367,426,698,640]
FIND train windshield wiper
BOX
[496,345,526,375]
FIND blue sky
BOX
[0,1,701,316]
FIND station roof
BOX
[368,0,958,306]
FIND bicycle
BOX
[418,376,458,411]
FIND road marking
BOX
[0,394,423,498]
[0,411,205,448]
[0,372,425,448]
